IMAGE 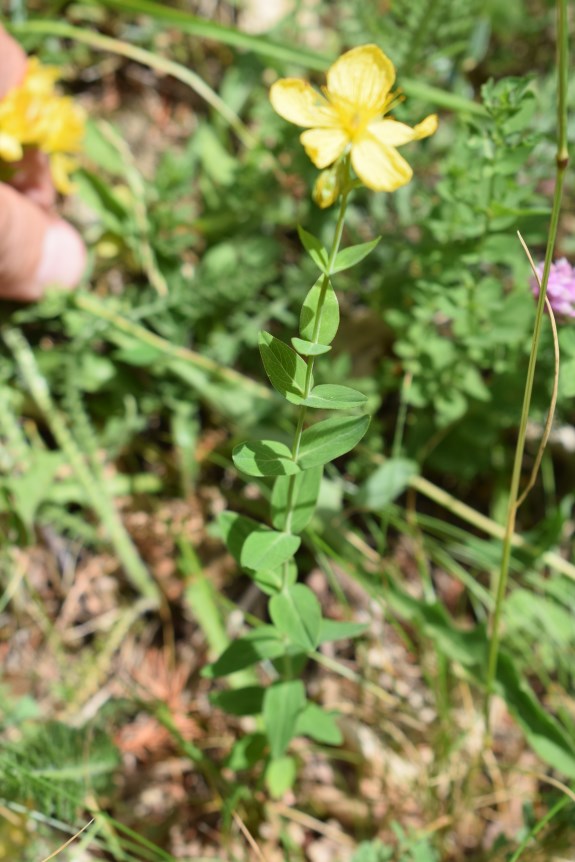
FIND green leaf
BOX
[270,584,322,650]
[210,686,265,716]
[5,452,62,529]
[233,440,300,477]
[295,702,342,745]
[300,277,339,345]
[297,226,328,272]
[258,331,309,404]
[203,626,285,678]
[301,384,367,410]
[263,680,306,758]
[330,238,380,273]
[226,733,267,771]
[219,512,300,571]
[271,466,323,533]
[252,561,297,596]
[318,619,368,643]
[291,337,331,357]
[298,414,370,469]
[356,458,418,510]
[265,756,297,798]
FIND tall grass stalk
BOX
[484,0,569,730]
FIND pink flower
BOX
[532,258,575,320]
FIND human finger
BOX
[0,183,86,301]
[0,25,27,99]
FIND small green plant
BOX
[204,44,437,795]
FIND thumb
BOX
[0,184,86,301]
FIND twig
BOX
[39,819,95,862]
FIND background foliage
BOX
[0,0,574,860]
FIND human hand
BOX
[0,26,86,301]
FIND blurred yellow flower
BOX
[0,57,85,193]
[270,44,437,193]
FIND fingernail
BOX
[35,220,86,290]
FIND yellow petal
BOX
[300,127,348,169]
[327,44,395,114]
[412,113,438,140]
[368,114,437,148]
[369,119,418,147]
[351,134,412,191]
[0,132,23,161]
[270,79,336,128]
[50,153,77,194]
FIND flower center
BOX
[326,88,402,143]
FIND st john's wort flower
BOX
[532,258,575,321]
[270,44,437,202]
[0,56,85,194]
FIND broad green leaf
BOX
[300,277,339,345]
[295,702,342,745]
[297,226,328,272]
[318,619,368,644]
[203,626,285,678]
[301,384,367,410]
[219,512,300,571]
[330,238,380,273]
[356,458,418,510]
[84,119,126,175]
[298,414,370,469]
[265,755,297,798]
[226,733,267,771]
[253,560,297,596]
[258,331,309,403]
[263,680,306,758]
[291,337,331,357]
[271,466,323,533]
[233,440,300,477]
[74,169,129,234]
[210,686,265,716]
[270,584,322,650]
[496,652,575,778]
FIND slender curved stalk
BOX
[484,0,569,730]
[8,20,255,148]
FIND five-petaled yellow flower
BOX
[0,57,85,194]
[270,44,437,195]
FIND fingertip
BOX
[35,219,87,291]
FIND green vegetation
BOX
[1,1,574,860]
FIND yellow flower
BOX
[0,56,85,193]
[270,44,437,193]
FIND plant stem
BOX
[484,0,569,730]
[283,160,352,539]
[9,19,255,148]
[507,794,570,862]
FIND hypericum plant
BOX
[204,44,437,796]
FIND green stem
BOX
[484,0,569,731]
[507,794,570,862]
[283,160,352,539]
[8,19,255,148]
